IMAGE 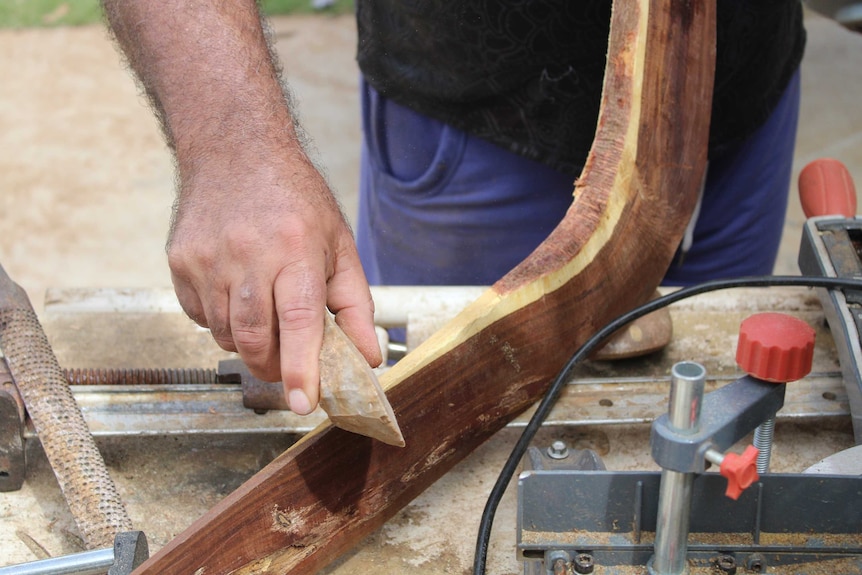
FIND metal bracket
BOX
[799,215,862,443]
[650,375,786,473]
[217,358,290,411]
[518,470,862,573]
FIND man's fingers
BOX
[273,264,325,415]
[172,268,247,355]
[167,197,370,419]
[171,272,209,327]
[332,304,380,368]
[229,280,280,382]
[199,292,236,353]
[173,272,238,353]
[327,246,382,368]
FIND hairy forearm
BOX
[101,0,379,409]
[102,0,303,178]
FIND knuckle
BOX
[167,236,217,274]
[231,326,273,357]
[184,311,208,328]
[206,313,233,344]
[211,334,238,353]
[177,299,206,327]
[166,238,193,267]
[278,305,319,335]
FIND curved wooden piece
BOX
[133,1,716,573]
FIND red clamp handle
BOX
[799,158,857,218]
[719,445,760,500]
[736,313,816,383]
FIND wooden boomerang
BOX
[132,1,716,572]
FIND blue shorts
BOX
[356,71,801,287]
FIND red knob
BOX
[720,445,760,500]
[736,313,815,382]
[799,158,857,218]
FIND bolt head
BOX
[745,553,766,573]
[714,554,737,575]
[573,552,595,574]
[547,440,569,460]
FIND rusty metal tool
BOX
[218,315,404,446]
[0,264,132,549]
[47,318,403,447]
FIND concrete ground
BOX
[0,8,861,574]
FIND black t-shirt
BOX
[356,1,806,176]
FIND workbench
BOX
[0,285,856,573]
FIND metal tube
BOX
[652,470,694,575]
[666,361,705,432]
[703,448,725,467]
[0,547,114,575]
[43,286,489,329]
[651,361,706,575]
[370,286,486,327]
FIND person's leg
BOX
[662,70,802,285]
[356,79,575,287]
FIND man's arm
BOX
[101,0,381,414]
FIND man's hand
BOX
[102,0,381,413]
[168,153,381,415]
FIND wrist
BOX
[173,111,307,185]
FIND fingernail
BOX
[288,389,312,415]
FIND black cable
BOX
[472,275,862,575]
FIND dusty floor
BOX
[1,8,861,575]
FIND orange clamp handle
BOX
[719,445,760,500]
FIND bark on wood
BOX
[132,1,716,573]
